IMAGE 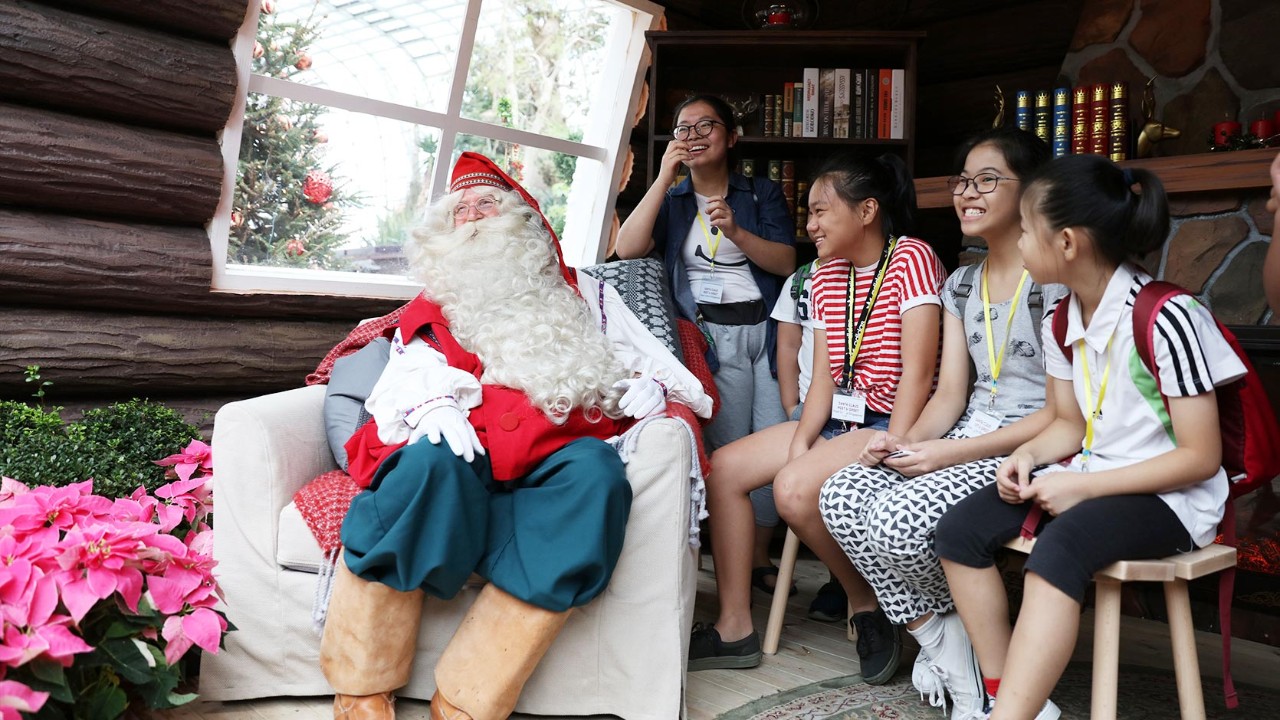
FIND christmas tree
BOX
[231,0,356,270]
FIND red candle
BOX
[1214,121,1242,146]
[1251,119,1275,139]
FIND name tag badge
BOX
[696,275,725,304]
[961,410,1004,438]
[831,388,867,424]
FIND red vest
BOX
[345,295,630,486]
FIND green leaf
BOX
[98,637,155,684]
[26,660,74,703]
[80,682,128,720]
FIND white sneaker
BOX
[928,613,987,720]
[911,651,947,713]
[962,699,1061,720]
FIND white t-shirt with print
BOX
[771,262,820,397]
[1041,264,1247,547]
[681,193,761,304]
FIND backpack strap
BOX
[1132,279,1241,709]
[1050,291,1072,362]
[952,261,983,323]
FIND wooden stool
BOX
[762,528,801,654]
[1003,537,1236,720]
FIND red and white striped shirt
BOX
[811,236,946,414]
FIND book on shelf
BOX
[864,69,879,140]
[1015,90,1030,132]
[877,69,893,140]
[1071,86,1088,155]
[819,68,835,138]
[1033,90,1050,142]
[767,159,783,183]
[1088,83,1108,155]
[782,83,794,138]
[834,68,851,139]
[763,93,776,137]
[890,68,905,140]
[1108,81,1129,161]
[1051,87,1070,158]
[740,158,755,178]
[792,83,803,139]
[802,68,819,138]
[781,159,796,214]
[795,180,809,240]
[852,70,866,139]
[774,94,784,139]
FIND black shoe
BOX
[687,622,762,671]
[807,580,847,622]
[850,609,901,685]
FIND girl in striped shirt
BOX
[689,153,946,676]
[936,155,1246,719]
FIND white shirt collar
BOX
[1064,263,1143,352]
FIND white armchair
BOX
[199,383,699,720]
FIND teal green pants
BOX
[341,437,631,612]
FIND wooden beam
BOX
[0,209,405,320]
[0,103,223,224]
[0,308,353,396]
[0,1,236,134]
[38,0,248,43]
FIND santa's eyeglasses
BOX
[452,196,498,219]
[671,119,724,141]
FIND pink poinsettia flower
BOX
[153,440,213,483]
[111,490,185,534]
[147,552,220,616]
[161,606,226,666]
[0,679,49,718]
[53,523,153,622]
[155,475,213,526]
[0,477,29,505]
[0,481,111,536]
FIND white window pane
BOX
[462,0,630,143]
[232,94,440,276]
[262,0,467,114]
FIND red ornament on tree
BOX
[285,238,306,256]
[303,169,333,204]
[230,210,244,228]
[261,0,275,13]
[253,41,265,59]
[295,53,313,71]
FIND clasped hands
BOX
[410,405,485,462]
[858,431,958,477]
[613,374,668,419]
[996,452,1090,516]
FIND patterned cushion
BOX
[580,258,682,363]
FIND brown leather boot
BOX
[321,555,425,719]
[430,584,572,720]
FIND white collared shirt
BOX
[1041,263,1246,547]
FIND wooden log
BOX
[38,0,249,44]
[0,1,237,134]
[0,103,223,224]
[0,308,353,396]
[0,209,405,320]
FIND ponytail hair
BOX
[811,152,917,238]
[1024,154,1168,266]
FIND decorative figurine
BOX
[993,85,1006,128]
[1137,77,1180,158]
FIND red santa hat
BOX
[449,152,576,288]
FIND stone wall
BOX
[964,0,1278,326]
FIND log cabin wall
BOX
[0,0,400,433]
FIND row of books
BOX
[759,68,906,141]
[1014,83,1131,161]
[741,159,809,240]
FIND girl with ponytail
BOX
[691,152,946,679]
[936,154,1247,719]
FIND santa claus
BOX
[319,152,712,720]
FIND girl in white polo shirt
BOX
[935,154,1246,720]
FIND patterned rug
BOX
[715,662,1280,719]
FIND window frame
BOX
[210,0,663,298]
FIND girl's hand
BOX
[788,433,812,463]
[857,431,899,466]
[704,195,739,238]
[1020,470,1091,516]
[995,452,1033,504]
[883,438,960,477]
[658,140,692,183]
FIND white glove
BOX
[613,375,667,419]
[410,405,485,462]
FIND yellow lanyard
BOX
[696,212,721,270]
[842,237,897,388]
[982,267,1030,410]
[1078,336,1113,471]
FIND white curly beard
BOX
[406,192,629,423]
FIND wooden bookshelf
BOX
[915,147,1277,209]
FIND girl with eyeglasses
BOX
[816,128,1065,718]
[617,93,796,454]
